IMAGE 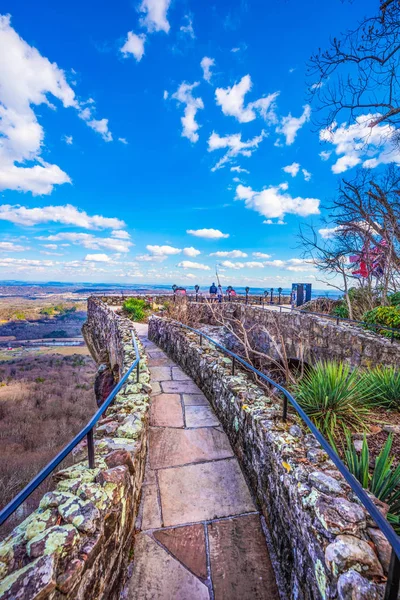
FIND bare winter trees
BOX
[309,0,400,139]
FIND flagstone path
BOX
[125,323,279,600]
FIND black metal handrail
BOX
[0,331,141,527]
[169,319,400,598]
[185,295,399,342]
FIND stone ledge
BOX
[0,297,151,600]
[148,316,389,600]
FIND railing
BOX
[0,330,141,528]
[172,320,400,599]
[185,295,399,343]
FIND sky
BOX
[0,0,394,289]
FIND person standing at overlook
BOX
[209,282,217,298]
[217,284,223,303]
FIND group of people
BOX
[209,283,236,302]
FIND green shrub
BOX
[362,305,400,338]
[123,298,149,322]
[361,366,400,409]
[342,432,400,534]
[294,361,370,439]
[389,291,400,307]
[331,302,349,319]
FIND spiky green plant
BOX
[294,361,371,439]
[342,432,400,534]
[361,366,400,410]
[123,298,149,322]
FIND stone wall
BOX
[185,302,400,369]
[149,316,390,600]
[0,297,151,600]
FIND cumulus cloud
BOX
[264,257,315,272]
[63,135,73,145]
[230,166,249,174]
[183,247,201,257]
[220,260,264,269]
[180,15,195,39]
[136,254,167,262]
[200,57,215,82]
[0,241,27,252]
[187,228,229,239]
[319,114,400,174]
[139,0,172,33]
[319,150,331,161]
[172,82,204,143]
[302,169,312,181]
[112,229,131,239]
[0,204,125,229]
[38,232,132,253]
[215,75,279,124]
[252,252,271,259]
[146,244,181,255]
[0,257,57,271]
[276,104,311,145]
[235,183,320,221]
[177,260,210,270]
[119,137,128,145]
[208,130,265,171]
[120,32,146,61]
[210,250,247,258]
[282,162,300,177]
[319,226,340,239]
[0,15,114,195]
[85,253,111,262]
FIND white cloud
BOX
[139,0,172,33]
[163,90,168,100]
[0,241,26,252]
[252,252,271,259]
[118,137,128,145]
[230,166,249,174]
[0,204,125,229]
[63,135,73,145]
[319,150,332,161]
[0,257,57,271]
[136,254,167,262]
[38,232,132,253]
[302,168,312,181]
[235,183,320,221]
[282,162,300,177]
[0,15,113,194]
[112,229,131,239]
[200,57,215,83]
[85,253,111,262]
[180,15,195,39]
[146,244,181,255]
[79,114,112,142]
[183,247,201,257]
[42,244,58,249]
[220,260,264,269]
[215,75,279,124]
[319,226,340,239]
[210,250,247,258]
[120,32,146,61]
[320,114,400,174]
[264,258,315,272]
[276,104,311,145]
[187,228,229,239]
[208,130,265,171]
[177,260,210,270]
[172,82,204,143]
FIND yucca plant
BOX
[361,366,400,410]
[342,432,400,534]
[294,361,371,439]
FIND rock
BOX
[382,424,400,434]
[309,471,343,495]
[104,448,135,475]
[315,497,365,535]
[289,425,303,439]
[117,415,143,440]
[367,528,391,573]
[94,364,116,408]
[307,448,328,464]
[325,534,384,578]
[0,554,56,600]
[58,497,100,534]
[337,569,384,599]
[23,509,59,542]
[353,439,363,452]
[27,524,80,559]
[56,558,84,594]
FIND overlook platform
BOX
[125,323,279,600]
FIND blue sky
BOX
[0,0,392,288]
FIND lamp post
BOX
[245,286,250,304]
[172,284,177,302]
[194,284,199,302]
[278,287,283,305]
[227,285,232,301]
[270,288,274,304]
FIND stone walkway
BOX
[125,323,279,600]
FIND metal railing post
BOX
[87,428,95,469]
[232,356,236,376]
[200,334,203,346]
[137,362,140,382]
[282,396,288,421]
[384,550,400,600]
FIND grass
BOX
[361,366,400,410]
[293,361,371,440]
[123,297,150,322]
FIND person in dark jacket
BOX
[209,282,217,297]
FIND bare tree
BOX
[308,0,400,139]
